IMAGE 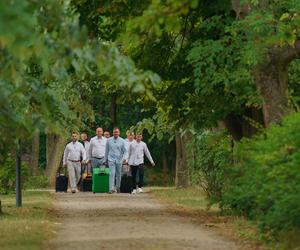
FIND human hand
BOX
[151,162,155,167]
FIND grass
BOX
[0,191,55,250]
[151,187,300,250]
[151,187,266,249]
[151,186,215,211]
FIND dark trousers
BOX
[131,164,144,189]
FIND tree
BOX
[0,0,159,186]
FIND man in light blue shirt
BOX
[105,127,127,193]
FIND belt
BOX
[92,157,104,160]
[68,159,81,162]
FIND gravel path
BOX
[46,191,239,250]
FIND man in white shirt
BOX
[128,132,155,194]
[63,132,87,193]
[123,130,135,165]
[80,132,91,172]
[88,127,107,170]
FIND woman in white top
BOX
[128,132,155,194]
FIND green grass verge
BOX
[151,186,214,211]
[0,191,54,250]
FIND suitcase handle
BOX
[58,166,67,176]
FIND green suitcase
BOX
[92,168,110,193]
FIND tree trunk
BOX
[162,150,168,173]
[255,59,289,126]
[175,131,191,188]
[231,1,300,126]
[30,132,40,175]
[45,134,66,187]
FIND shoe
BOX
[71,189,76,194]
[116,188,120,193]
[137,188,143,193]
[108,190,114,194]
[132,189,137,194]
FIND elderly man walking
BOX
[105,127,127,193]
[63,132,87,193]
[88,127,107,170]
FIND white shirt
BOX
[128,140,154,166]
[88,136,107,160]
[82,140,90,154]
[63,141,86,165]
[124,138,136,160]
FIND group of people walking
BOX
[63,127,155,194]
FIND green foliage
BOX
[0,156,29,194]
[288,59,300,110]
[23,176,49,190]
[0,0,160,152]
[222,112,300,235]
[187,130,232,206]
[146,167,174,187]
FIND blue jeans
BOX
[91,157,105,172]
[108,161,122,191]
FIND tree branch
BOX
[278,40,300,65]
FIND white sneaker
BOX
[132,189,137,194]
[137,188,143,193]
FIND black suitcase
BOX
[55,167,68,192]
[120,173,133,193]
[80,165,93,192]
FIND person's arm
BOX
[88,139,93,162]
[122,141,128,163]
[143,143,155,166]
[104,140,109,164]
[81,143,87,163]
[63,144,68,167]
[128,143,133,162]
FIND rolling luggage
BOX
[92,167,110,193]
[120,164,133,193]
[55,167,68,192]
[81,165,92,192]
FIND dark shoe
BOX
[71,189,76,194]
[116,188,120,193]
[108,190,114,194]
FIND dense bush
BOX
[0,155,30,194]
[222,113,300,235]
[187,130,232,206]
[0,155,49,194]
[146,167,174,187]
[23,175,49,189]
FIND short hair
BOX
[72,131,79,135]
[81,132,88,135]
[113,127,120,131]
[136,132,143,136]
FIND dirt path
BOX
[46,190,240,250]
